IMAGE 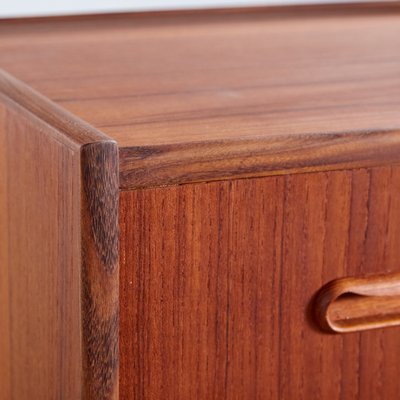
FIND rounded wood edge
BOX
[314,273,400,334]
[119,130,400,190]
[81,142,119,400]
[0,68,112,146]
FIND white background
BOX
[0,0,359,18]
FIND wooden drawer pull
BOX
[314,272,400,333]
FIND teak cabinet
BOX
[1,3,400,399]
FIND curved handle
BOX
[314,272,400,333]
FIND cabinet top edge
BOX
[118,129,400,189]
[1,4,400,187]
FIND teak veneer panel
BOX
[120,166,400,400]
[1,4,400,187]
[0,72,119,398]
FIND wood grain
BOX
[0,99,82,399]
[81,142,119,400]
[3,5,400,399]
[1,5,400,187]
[118,130,400,188]
[120,166,400,400]
[0,72,119,399]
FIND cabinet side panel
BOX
[120,168,400,400]
[0,102,82,399]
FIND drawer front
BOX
[120,166,400,400]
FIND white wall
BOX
[0,0,357,18]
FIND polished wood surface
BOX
[0,71,119,399]
[2,5,400,400]
[1,5,400,187]
[120,166,400,399]
[315,272,400,333]
[0,97,82,399]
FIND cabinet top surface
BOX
[1,4,400,188]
